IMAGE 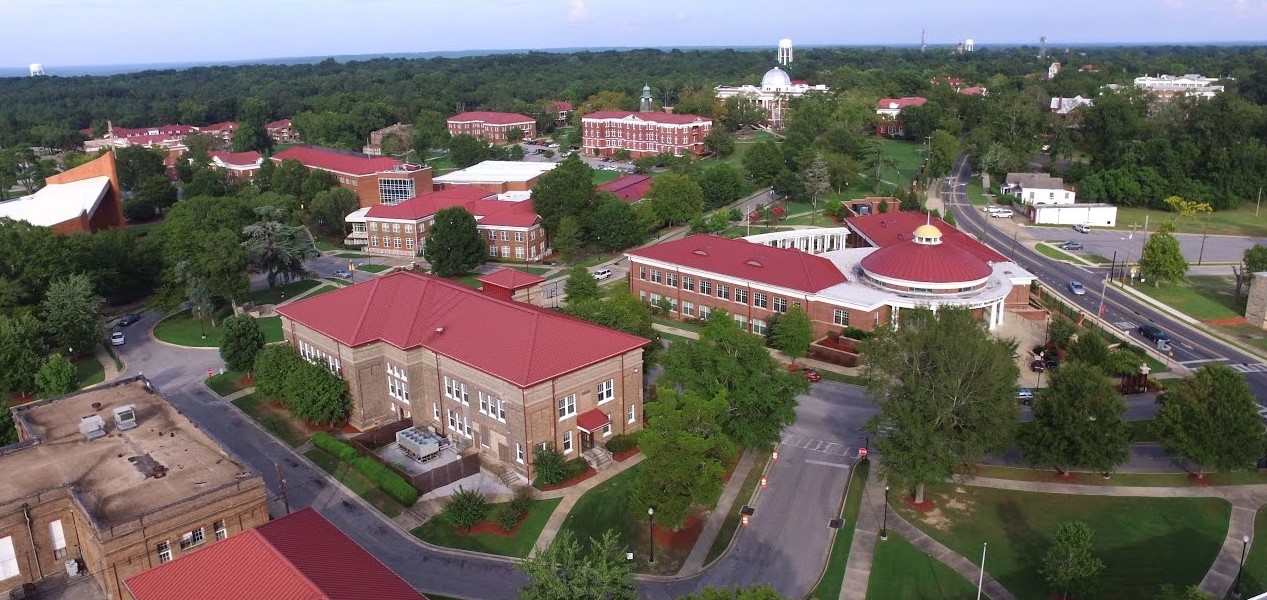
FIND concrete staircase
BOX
[496,464,524,488]
[583,446,613,471]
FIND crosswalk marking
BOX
[780,434,855,457]
[1114,321,1136,330]
[1230,363,1267,373]
[1178,358,1227,366]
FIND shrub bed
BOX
[310,432,418,506]
[605,433,639,454]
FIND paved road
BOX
[944,156,1267,410]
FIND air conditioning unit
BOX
[65,558,80,577]
[78,415,106,442]
[113,404,137,431]
[396,427,441,462]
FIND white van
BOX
[992,209,1014,218]
[592,268,612,280]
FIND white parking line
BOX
[1231,363,1267,373]
[805,460,852,469]
[1178,358,1228,366]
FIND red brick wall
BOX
[581,119,712,158]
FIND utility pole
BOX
[1258,187,1263,218]
[1098,250,1117,319]
[275,463,291,515]
[976,542,988,600]
[921,29,926,53]
[1197,210,1212,265]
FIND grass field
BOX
[1035,242,1082,263]
[1237,506,1267,598]
[592,169,621,185]
[304,285,339,298]
[967,179,989,206]
[1128,419,1156,443]
[305,447,406,518]
[865,530,979,600]
[411,498,562,558]
[1131,276,1244,322]
[558,464,689,574]
[896,485,1230,600]
[205,370,249,397]
[807,460,870,600]
[704,452,771,565]
[154,311,283,347]
[231,392,310,447]
[1113,205,1267,238]
[245,279,320,305]
[968,463,1267,487]
[334,252,370,259]
[356,263,391,273]
[74,354,104,388]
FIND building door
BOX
[581,431,593,451]
[498,443,510,463]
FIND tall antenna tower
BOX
[921,29,926,53]
[1039,36,1048,59]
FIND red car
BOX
[803,368,822,383]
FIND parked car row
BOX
[983,205,1014,218]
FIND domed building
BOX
[714,42,829,129]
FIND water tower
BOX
[778,39,793,65]
[964,38,975,52]
[29,63,45,76]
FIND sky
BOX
[3,0,1266,69]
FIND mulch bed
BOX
[1188,474,1213,486]
[1205,317,1247,326]
[457,513,528,537]
[613,448,640,462]
[536,466,598,492]
[904,496,936,513]
[236,376,256,388]
[652,513,704,550]
[263,399,358,435]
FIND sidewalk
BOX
[532,453,646,551]
[94,344,120,383]
[679,451,758,574]
[651,323,865,380]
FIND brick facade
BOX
[446,114,537,145]
[581,112,712,158]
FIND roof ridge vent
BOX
[746,258,763,267]
[693,249,709,256]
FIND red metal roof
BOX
[465,199,540,227]
[626,234,847,293]
[859,240,993,284]
[199,121,238,132]
[876,97,928,111]
[576,408,611,433]
[209,150,262,167]
[550,101,574,112]
[599,174,653,202]
[582,110,712,125]
[365,187,496,220]
[478,268,546,290]
[447,111,536,125]
[958,86,987,96]
[272,146,407,176]
[846,211,1008,264]
[276,272,648,387]
[124,509,426,600]
[267,119,293,129]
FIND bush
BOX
[841,326,871,340]
[443,486,489,531]
[605,433,639,454]
[350,456,419,506]
[491,503,521,531]
[311,431,360,461]
[532,445,570,487]
[510,486,535,515]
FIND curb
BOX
[1113,282,1267,364]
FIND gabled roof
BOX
[447,111,536,125]
[266,119,293,129]
[876,97,927,111]
[550,101,574,112]
[1004,172,1066,190]
[582,110,712,125]
[272,146,409,176]
[209,151,262,168]
[276,272,648,387]
[365,187,496,221]
[958,86,987,96]
[626,234,847,293]
[599,174,653,202]
[124,508,426,600]
[478,268,546,290]
[845,212,1008,264]
[465,199,540,227]
[199,121,238,132]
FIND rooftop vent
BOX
[435,327,445,334]
[693,249,709,256]
[79,415,106,442]
[746,259,763,267]
[113,404,137,431]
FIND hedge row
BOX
[604,433,639,454]
[310,432,419,506]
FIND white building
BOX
[1029,203,1118,227]
[1133,74,1225,101]
[714,67,829,130]
[1050,96,1094,116]
[1001,173,1075,205]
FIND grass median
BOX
[230,392,309,447]
[412,497,562,558]
[154,311,282,347]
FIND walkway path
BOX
[532,454,646,551]
[651,323,865,380]
[93,344,120,383]
[679,452,758,574]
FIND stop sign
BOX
[859,447,869,458]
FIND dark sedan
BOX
[118,313,141,327]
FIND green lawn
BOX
[808,460,870,600]
[895,485,1231,600]
[231,392,309,447]
[304,285,339,298]
[561,464,640,546]
[721,225,794,238]
[968,464,1267,487]
[865,530,979,600]
[154,311,283,347]
[592,170,621,185]
[426,154,457,174]
[356,263,391,273]
[244,279,320,305]
[1113,205,1267,238]
[1236,506,1267,597]
[205,370,249,397]
[74,354,104,388]
[334,252,370,259]
[305,447,406,518]
[449,275,482,289]
[967,179,988,206]
[412,497,562,558]
[1131,276,1244,322]
[1034,242,1081,263]
[704,453,771,565]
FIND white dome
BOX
[778,38,793,48]
[762,67,792,90]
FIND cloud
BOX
[568,0,593,22]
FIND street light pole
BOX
[647,507,655,564]
[1097,251,1117,319]
[1234,534,1250,599]
[1197,210,1212,265]
[881,486,890,540]
[976,542,988,600]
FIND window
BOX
[48,520,66,560]
[773,297,788,313]
[628,404,637,424]
[370,235,378,247]
[489,246,499,257]
[156,541,172,565]
[515,247,525,259]
[479,392,489,416]
[717,284,730,300]
[751,319,768,335]
[516,443,525,464]
[378,178,416,205]
[0,537,16,579]
[405,224,414,233]
[650,270,662,284]
[699,280,712,295]
[502,245,510,257]
[753,293,768,309]
[515,232,525,242]
[833,309,850,326]
[557,395,577,419]
[392,223,401,233]
[602,422,613,437]
[501,231,509,241]
[682,301,694,316]
[405,237,415,250]
[433,402,440,420]
[179,528,205,550]
[488,231,498,241]
[393,237,402,249]
[682,277,694,291]
[597,379,614,403]
[562,430,573,453]
[639,266,647,280]
[387,363,409,402]
[370,222,379,231]
[735,289,748,304]
[699,305,711,319]
[495,398,507,422]
[444,376,457,399]
[480,429,490,448]
[650,293,661,305]
[666,273,677,287]
[214,520,228,541]
[734,314,748,328]
[460,383,469,405]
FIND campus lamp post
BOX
[1234,534,1250,599]
[647,507,655,564]
[881,486,890,541]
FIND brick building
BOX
[446,112,537,144]
[207,151,263,180]
[581,111,712,158]
[271,146,433,208]
[0,377,269,600]
[0,152,124,234]
[124,509,426,600]
[275,271,649,479]
[266,119,299,143]
[874,97,927,138]
[352,186,549,261]
[363,123,415,156]
[626,212,1034,338]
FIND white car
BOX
[992,209,1014,218]
[110,331,126,346]
[983,205,1004,213]
[1068,281,1086,296]
[1073,223,1091,234]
